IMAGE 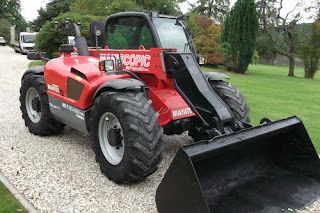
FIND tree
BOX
[221,0,258,73]
[186,14,223,65]
[318,1,320,19]
[71,0,112,16]
[0,18,11,43]
[258,0,313,77]
[191,0,230,24]
[0,0,20,21]
[35,12,104,58]
[32,0,76,30]
[135,0,183,15]
[297,20,320,78]
[304,0,320,20]
[71,0,143,16]
[0,0,27,33]
[106,0,144,15]
[71,0,184,16]
[255,28,278,64]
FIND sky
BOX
[20,0,317,23]
[20,0,49,22]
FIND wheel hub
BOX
[25,87,42,123]
[107,125,123,149]
[98,112,125,165]
[31,97,41,112]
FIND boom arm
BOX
[164,52,236,134]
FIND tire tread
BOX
[90,91,163,184]
[20,74,64,135]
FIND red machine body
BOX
[44,47,195,127]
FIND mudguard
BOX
[204,72,230,80]
[93,78,145,100]
[22,65,44,79]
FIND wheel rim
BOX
[25,87,42,123]
[98,112,125,165]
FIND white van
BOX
[14,32,38,54]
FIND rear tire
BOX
[189,80,250,141]
[90,91,163,184]
[20,74,64,135]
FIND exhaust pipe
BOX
[73,23,89,56]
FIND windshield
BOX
[23,35,36,43]
[153,18,189,53]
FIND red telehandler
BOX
[21,12,320,212]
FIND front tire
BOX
[20,74,64,135]
[210,80,250,123]
[90,91,163,184]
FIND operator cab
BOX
[104,12,196,55]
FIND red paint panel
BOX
[46,48,195,126]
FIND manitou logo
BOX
[47,84,59,93]
[172,108,193,118]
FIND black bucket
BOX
[156,116,320,213]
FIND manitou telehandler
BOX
[21,12,320,212]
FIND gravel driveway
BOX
[0,45,318,212]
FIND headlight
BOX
[198,55,205,65]
[99,60,114,71]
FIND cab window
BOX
[106,16,155,50]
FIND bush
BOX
[251,51,259,65]
[297,20,320,79]
[221,42,239,71]
[35,12,104,58]
[0,18,11,44]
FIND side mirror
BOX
[90,20,106,48]
[177,15,189,21]
[27,52,48,60]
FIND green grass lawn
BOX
[28,60,46,68]
[0,182,27,212]
[202,64,320,152]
